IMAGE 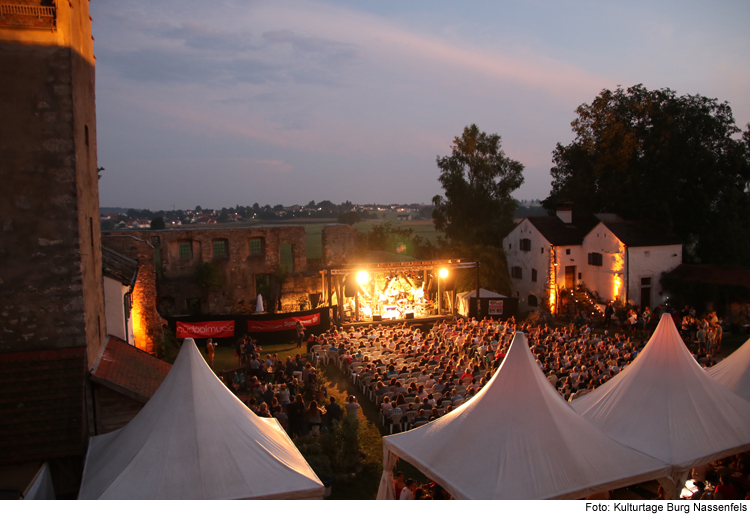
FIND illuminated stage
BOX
[319,259,479,325]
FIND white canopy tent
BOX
[377,332,669,500]
[572,314,750,498]
[709,337,750,402]
[78,339,324,500]
[456,288,505,318]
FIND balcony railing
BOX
[0,4,56,30]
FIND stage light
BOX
[357,270,369,285]
[439,268,449,279]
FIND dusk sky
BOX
[92,0,750,211]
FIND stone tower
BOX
[0,1,104,496]
[0,1,103,365]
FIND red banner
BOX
[176,320,235,339]
[246,313,321,333]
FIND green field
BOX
[201,213,441,261]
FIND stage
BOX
[320,259,479,326]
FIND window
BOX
[528,294,538,307]
[566,249,571,255]
[520,238,531,251]
[249,237,264,256]
[508,243,512,250]
[588,252,603,266]
[641,277,652,286]
[511,266,523,279]
[187,298,201,315]
[212,239,228,259]
[154,248,163,279]
[255,275,271,298]
[280,243,294,274]
[644,250,650,258]
[541,247,544,254]
[531,269,538,282]
[179,241,192,259]
[151,236,160,246]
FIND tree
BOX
[336,211,361,226]
[362,222,435,259]
[544,85,750,266]
[432,124,524,248]
[150,216,166,230]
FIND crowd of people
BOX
[218,333,360,437]
[311,315,662,430]
[215,306,747,499]
[310,311,748,499]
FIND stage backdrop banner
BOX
[176,320,235,339]
[247,313,321,333]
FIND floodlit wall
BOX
[503,219,550,311]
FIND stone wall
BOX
[279,274,324,313]
[0,1,104,368]
[322,224,361,266]
[102,235,163,355]
[123,225,308,316]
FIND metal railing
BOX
[0,4,55,18]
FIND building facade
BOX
[504,207,682,313]
[122,226,310,316]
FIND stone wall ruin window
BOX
[212,239,229,259]
[249,237,264,256]
[179,241,192,259]
[280,243,294,274]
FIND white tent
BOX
[23,463,55,500]
[709,337,750,401]
[377,332,669,500]
[78,339,324,500]
[456,288,505,317]
[572,314,750,497]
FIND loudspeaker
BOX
[405,312,415,319]
[373,315,382,322]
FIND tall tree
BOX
[544,85,750,266]
[432,124,524,248]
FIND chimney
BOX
[556,202,573,224]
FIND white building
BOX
[582,221,682,310]
[504,205,682,313]
[102,246,138,345]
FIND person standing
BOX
[344,395,360,423]
[206,339,215,369]
[604,303,614,329]
[296,321,305,348]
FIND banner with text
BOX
[176,320,235,339]
[488,300,504,315]
[246,313,321,333]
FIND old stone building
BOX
[0,0,103,497]
[123,226,311,316]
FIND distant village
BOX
[100,199,545,230]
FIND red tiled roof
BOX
[90,337,171,403]
[0,347,87,465]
